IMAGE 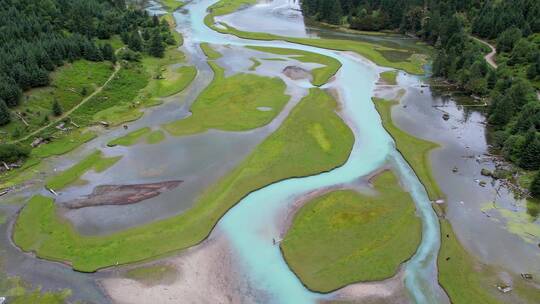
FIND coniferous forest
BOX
[0,0,175,127]
[302,0,540,194]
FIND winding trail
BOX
[10,52,123,145]
[471,36,497,69]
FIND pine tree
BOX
[128,32,143,52]
[530,171,540,197]
[148,30,164,58]
[101,43,116,63]
[0,99,11,126]
[52,99,62,117]
[327,0,343,25]
[520,129,540,170]
[0,76,22,107]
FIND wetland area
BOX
[0,0,538,303]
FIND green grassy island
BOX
[281,171,421,292]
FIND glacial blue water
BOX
[177,0,448,302]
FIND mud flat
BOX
[102,229,269,304]
[62,180,183,209]
[282,66,312,81]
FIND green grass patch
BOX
[1,60,112,142]
[92,48,186,127]
[207,0,257,16]
[440,219,540,303]
[0,131,97,188]
[158,0,184,12]
[281,171,421,292]
[98,35,124,50]
[247,46,341,86]
[261,57,288,61]
[107,127,151,147]
[248,57,261,71]
[93,104,144,126]
[13,88,353,272]
[146,130,166,144]
[45,150,121,190]
[438,220,501,304]
[125,264,178,285]
[150,65,197,98]
[31,131,97,159]
[200,43,222,59]
[163,61,289,136]
[72,63,148,126]
[0,274,71,303]
[0,211,6,225]
[373,97,442,201]
[380,70,398,85]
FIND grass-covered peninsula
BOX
[281,171,421,292]
[247,46,342,86]
[164,46,290,136]
[45,150,121,191]
[372,97,442,201]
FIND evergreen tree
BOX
[101,43,116,63]
[0,76,22,107]
[530,171,540,197]
[496,27,522,53]
[152,15,160,27]
[0,99,10,126]
[148,30,165,58]
[488,94,514,128]
[327,0,343,25]
[128,31,143,52]
[519,129,540,170]
[52,100,62,116]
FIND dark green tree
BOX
[100,43,116,63]
[496,27,522,53]
[52,99,62,116]
[128,32,143,52]
[519,129,540,170]
[0,99,10,126]
[327,0,343,25]
[0,76,22,107]
[530,171,540,197]
[148,30,165,58]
